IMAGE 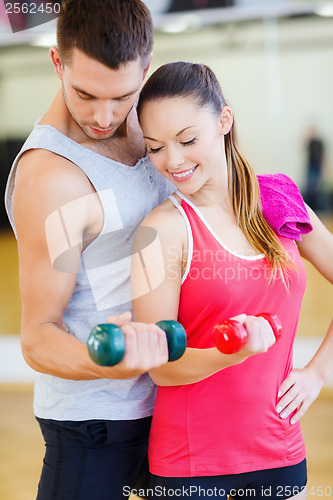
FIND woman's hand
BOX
[240,314,277,355]
[276,366,324,424]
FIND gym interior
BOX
[0,1,332,499]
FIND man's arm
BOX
[13,149,168,380]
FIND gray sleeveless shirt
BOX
[5,123,174,421]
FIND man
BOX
[5,1,173,498]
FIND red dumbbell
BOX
[212,313,282,354]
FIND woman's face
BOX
[139,96,232,195]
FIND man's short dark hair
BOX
[57,0,153,69]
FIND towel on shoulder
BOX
[258,173,313,242]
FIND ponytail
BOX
[225,124,294,285]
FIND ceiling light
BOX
[161,13,202,33]
[315,3,333,17]
[32,32,57,47]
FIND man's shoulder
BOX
[17,121,82,177]
[15,147,93,208]
[12,147,102,244]
[18,147,86,181]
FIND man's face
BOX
[59,48,147,140]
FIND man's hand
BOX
[105,312,169,373]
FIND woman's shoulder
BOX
[141,197,186,236]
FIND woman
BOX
[131,62,333,499]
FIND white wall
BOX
[0,48,60,136]
[0,14,332,189]
[151,15,333,189]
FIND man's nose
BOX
[94,101,114,129]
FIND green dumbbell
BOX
[87,320,187,366]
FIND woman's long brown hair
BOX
[225,126,294,284]
[137,61,295,284]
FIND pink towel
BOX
[258,173,313,242]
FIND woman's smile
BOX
[169,165,198,181]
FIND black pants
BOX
[150,459,307,499]
[36,416,152,500]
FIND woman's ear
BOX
[219,106,233,135]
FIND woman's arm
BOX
[131,201,277,386]
[276,205,333,424]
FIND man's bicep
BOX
[15,198,80,330]
[12,163,85,330]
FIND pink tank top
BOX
[148,192,307,477]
